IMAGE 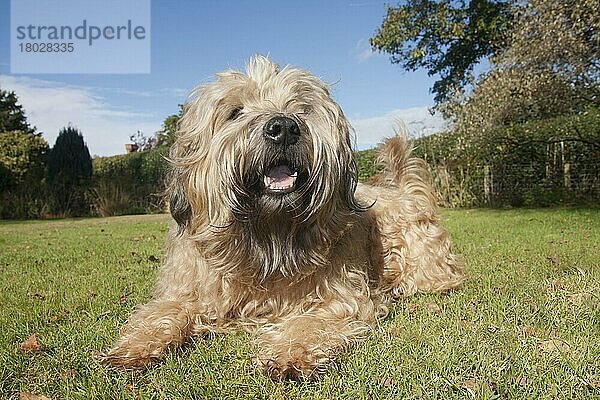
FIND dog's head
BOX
[168,56,363,232]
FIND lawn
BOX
[1,209,598,399]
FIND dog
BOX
[101,55,465,380]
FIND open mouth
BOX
[263,164,299,194]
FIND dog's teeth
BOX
[263,166,298,192]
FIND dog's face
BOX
[168,56,362,231]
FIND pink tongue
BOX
[264,165,297,189]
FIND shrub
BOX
[0,130,49,219]
[92,147,168,216]
[412,109,600,207]
[0,130,48,189]
[354,149,383,182]
[47,126,93,217]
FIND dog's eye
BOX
[227,107,243,121]
[300,106,313,116]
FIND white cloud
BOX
[0,75,446,155]
[353,39,377,63]
[0,75,163,156]
[350,106,449,149]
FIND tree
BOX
[452,0,600,135]
[129,130,156,152]
[392,1,600,208]
[371,0,513,104]
[156,105,183,148]
[0,90,36,134]
[0,130,48,190]
[47,125,92,216]
[0,131,49,218]
[500,0,599,106]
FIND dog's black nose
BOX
[263,116,300,145]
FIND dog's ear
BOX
[341,142,368,212]
[336,117,369,213]
[166,167,192,234]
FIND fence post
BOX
[484,165,493,205]
[563,162,571,190]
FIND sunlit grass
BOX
[1,209,598,399]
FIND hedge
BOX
[91,147,169,216]
[411,108,600,207]
[0,131,49,219]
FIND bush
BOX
[91,147,381,216]
[0,130,49,219]
[91,147,168,216]
[0,130,48,189]
[354,149,383,182]
[47,126,93,217]
[412,109,600,207]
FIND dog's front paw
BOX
[253,344,333,381]
[97,341,163,370]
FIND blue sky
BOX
[0,0,446,156]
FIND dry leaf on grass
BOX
[378,376,396,387]
[20,393,52,400]
[425,302,442,313]
[461,378,479,389]
[522,325,536,337]
[19,333,42,353]
[538,339,570,354]
[548,279,565,291]
[566,292,590,305]
[517,376,529,387]
[460,378,478,398]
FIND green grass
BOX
[1,209,599,399]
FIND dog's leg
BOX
[252,272,380,380]
[100,298,208,369]
[253,311,372,380]
[101,234,219,369]
[381,215,465,297]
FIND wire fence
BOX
[427,162,600,207]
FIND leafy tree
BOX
[0,131,49,218]
[502,0,599,95]
[129,130,156,152]
[156,105,183,148]
[451,0,600,136]
[0,130,48,189]
[391,1,600,208]
[0,90,36,134]
[47,125,92,216]
[370,0,513,104]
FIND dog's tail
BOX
[376,128,428,187]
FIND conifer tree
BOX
[47,125,92,216]
[0,89,36,134]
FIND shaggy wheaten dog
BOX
[102,56,465,379]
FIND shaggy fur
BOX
[101,56,465,380]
